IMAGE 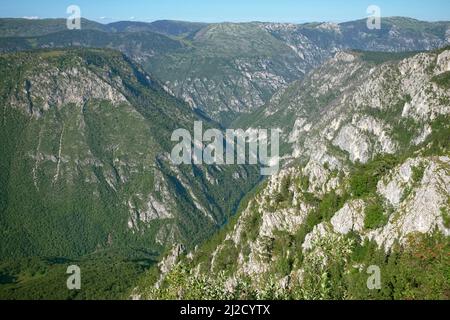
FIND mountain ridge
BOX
[1,17,449,124]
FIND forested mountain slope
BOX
[0,48,258,261]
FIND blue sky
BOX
[1,0,449,23]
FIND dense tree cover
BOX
[345,232,450,300]
[0,249,157,300]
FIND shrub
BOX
[350,155,398,197]
[431,71,450,89]
[441,204,450,229]
[364,200,388,230]
[411,163,426,184]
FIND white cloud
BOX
[23,16,40,20]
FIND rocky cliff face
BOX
[137,48,450,300]
[238,48,450,163]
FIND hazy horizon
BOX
[1,0,450,24]
[1,15,450,26]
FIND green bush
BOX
[349,155,398,197]
[212,240,239,275]
[441,201,450,229]
[412,163,426,184]
[432,71,450,89]
[364,200,388,230]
